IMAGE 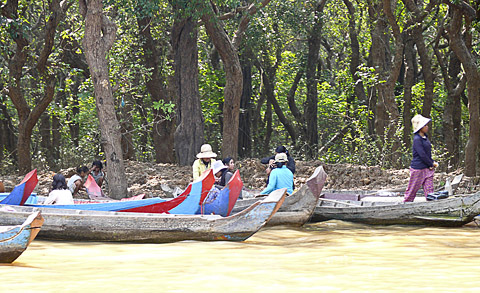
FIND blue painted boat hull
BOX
[0,211,44,263]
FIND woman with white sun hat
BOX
[192,144,217,180]
[404,114,439,202]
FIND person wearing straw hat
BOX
[192,144,217,180]
[404,114,439,202]
[259,152,294,195]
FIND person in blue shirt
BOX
[259,153,294,195]
[404,114,438,202]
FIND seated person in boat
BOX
[192,144,217,181]
[218,157,235,187]
[212,160,229,189]
[259,153,294,195]
[89,160,105,187]
[45,174,74,205]
[67,166,89,196]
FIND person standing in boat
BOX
[45,174,74,205]
[404,114,438,202]
[192,144,217,180]
[259,153,294,195]
[67,166,89,196]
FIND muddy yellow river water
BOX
[2,220,480,292]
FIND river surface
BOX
[2,220,480,292]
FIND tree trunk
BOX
[201,5,243,159]
[171,15,205,166]
[138,16,175,163]
[119,102,136,160]
[446,5,480,176]
[80,0,128,198]
[403,34,415,149]
[238,56,253,158]
[4,0,66,173]
[343,0,368,106]
[0,97,17,164]
[434,33,465,171]
[305,0,327,159]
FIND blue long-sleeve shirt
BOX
[410,133,433,170]
[260,165,294,195]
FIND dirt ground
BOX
[1,159,480,198]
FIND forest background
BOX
[1,0,479,199]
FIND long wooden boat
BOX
[32,169,242,217]
[312,191,480,227]
[0,189,287,243]
[0,211,44,263]
[28,170,215,214]
[231,166,327,226]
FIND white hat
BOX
[212,160,227,174]
[275,152,288,163]
[411,114,431,133]
[196,144,217,159]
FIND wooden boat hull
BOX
[0,169,38,205]
[0,211,44,263]
[232,166,327,226]
[312,192,480,227]
[0,189,286,243]
[28,170,215,215]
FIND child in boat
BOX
[404,114,438,202]
[192,144,217,180]
[89,160,105,187]
[45,174,74,205]
[67,166,89,196]
[259,153,294,195]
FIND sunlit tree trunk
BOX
[80,0,128,198]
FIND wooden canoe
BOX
[0,188,287,243]
[29,170,215,214]
[0,211,44,263]
[312,191,480,226]
[231,166,327,226]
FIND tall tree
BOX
[79,0,128,198]
[305,0,327,158]
[171,9,205,166]
[445,1,479,176]
[137,16,175,163]
[2,0,69,173]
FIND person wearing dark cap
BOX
[403,114,438,202]
[259,153,294,195]
[260,146,296,176]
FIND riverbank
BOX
[1,159,478,198]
